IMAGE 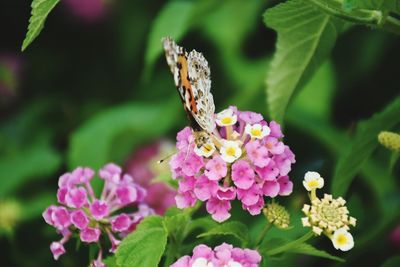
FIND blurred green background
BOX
[1,0,399,266]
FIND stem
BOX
[255,222,273,247]
[310,189,317,201]
[226,125,233,140]
[305,0,400,35]
[85,182,96,202]
[265,231,314,256]
[211,134,222,150]
[306,0,383,25]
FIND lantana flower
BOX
[43,163,154,266]
[170,243,262,267]
[301,171,356,251]
[170,107,295,222]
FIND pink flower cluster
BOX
[170,107,295,222]
[171,243,262,267]
[43,163,154,266]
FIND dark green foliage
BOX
[0,0,399,266]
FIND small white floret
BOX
[220,140,242,163]
[331,228,354,251]
[194,142,216,158]
[216,108,237,126]
[301,217,311,227]
[192,257,214,267]
[244,124,270,139]
[303,171,324,191]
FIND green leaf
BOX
[0,137,61,197]
[197,221,250,245]
[143,1,193,78]
[164,207,184,217]
[264,0,344,123]
[381,256,400,267]
[68,100,178,170]
[116,216,167,267]
[365,0,400,16]
[187,217,218,233]
[288,61,335,121]
[332,97,400,196]
[21,0,60,51]
[344,0,384,10]
[286,243,344,262]
[163,211,190,243]
[342,0,358,11]
[103,256,118,267]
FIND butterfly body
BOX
[162,37,216,149]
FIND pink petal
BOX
[262,180,280,197]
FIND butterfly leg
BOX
[184,138,194,161]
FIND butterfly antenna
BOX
[157,153,175,164]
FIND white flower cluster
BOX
[302,171,356,251]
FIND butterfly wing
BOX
[162,37,215,133]
[162,37,185,90]
[186,49,215,133]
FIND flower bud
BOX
[0,199,21,233]
[378,131,400,153]
[263,202,290,229]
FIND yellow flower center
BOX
[221,117,233,125]
[202,144,213,153]
[226,147,236,156]
[336,234,348,245]
[251,128,262,137]
[307,180,319,188]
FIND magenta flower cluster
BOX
[171,243,262,267]
[170,107,295,222]
[43,163,154,266]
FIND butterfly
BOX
[162,37,216,152]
